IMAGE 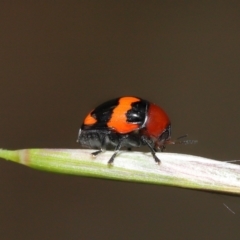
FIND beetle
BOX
[77,96,181,164]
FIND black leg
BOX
[108,140,124,164]
[142,137,161,164]
[160,145,166,152]
[91,149,103,157]
[91,136,106,157]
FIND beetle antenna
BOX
[166,134,198,145]
[176,134,188,140]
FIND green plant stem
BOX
[0,148,240,194]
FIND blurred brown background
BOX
[1,1,240,239]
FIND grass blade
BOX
[0,148,240,194]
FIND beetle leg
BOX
[160,145,166,152]
[91,149,103,157]
[142,137,161,164]
[91,135,107,157]
[108,139,124,165]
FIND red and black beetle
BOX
[77,96,180,164]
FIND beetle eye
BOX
[159,125,171,142]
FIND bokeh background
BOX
[1,1,240,239]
